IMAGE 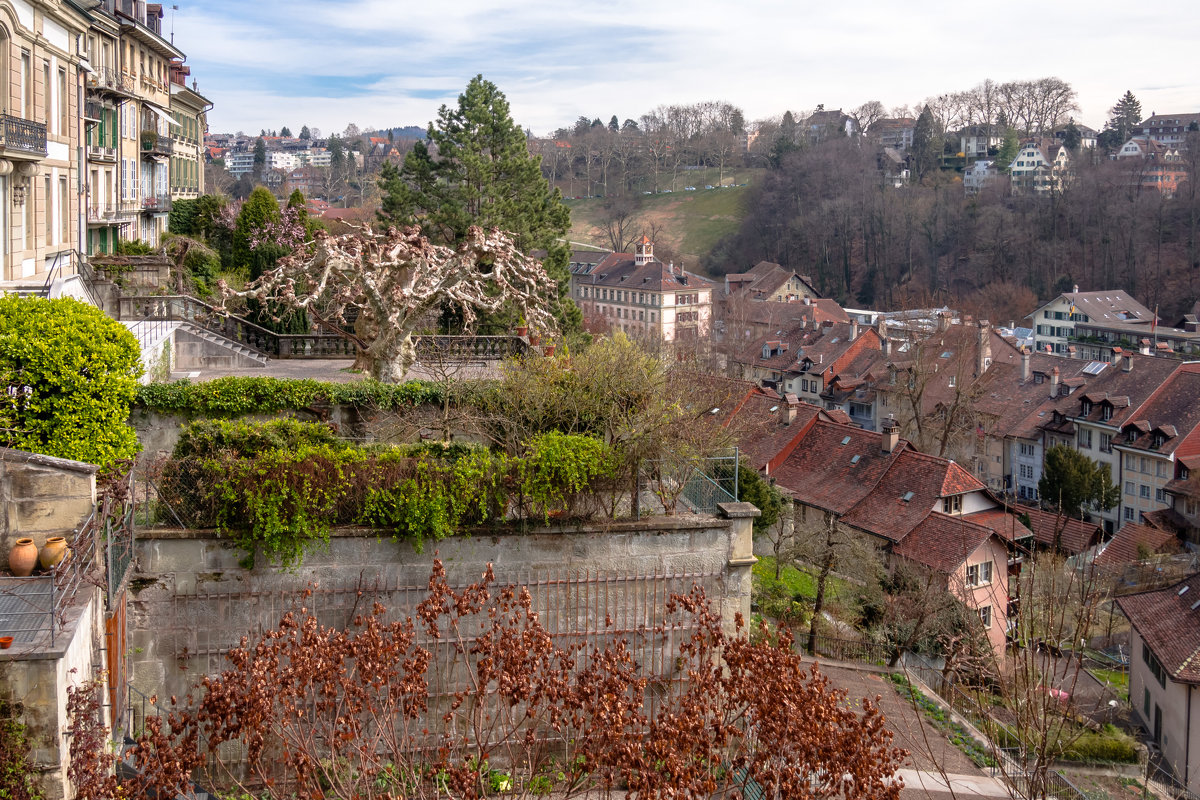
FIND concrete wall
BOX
[0,587,106,800]
[0,448,97,564]
[173,328,266,371]
[126,506,757,713]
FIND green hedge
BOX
[156,420,618,567]
[1059,725,1139,764]
[136,376,448,416]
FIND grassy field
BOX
[563,167,763,268]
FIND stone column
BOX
[718,501,760,638]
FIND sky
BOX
[175,0,1200,138]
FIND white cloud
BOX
[182,0,1200,136]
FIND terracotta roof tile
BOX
[1095,524,1178,566]
[1116,573,1200,684]
[892,513,997,574]
[1020,507,1103,554]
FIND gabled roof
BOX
[1030,290,1154,325]
[1095,523,1178,567]
[892,513,999,574]
[772,421,907,515]
[1020,507,1103,555]
[1053,354,1179,431]
[1116,573,1200,684]
[1111,364,1200,457]
[840,449,984,541]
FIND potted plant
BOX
[514,316,528,338]
[543,340,556,357]
[528,330,542,346]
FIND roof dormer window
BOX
[1081,400,1092,415]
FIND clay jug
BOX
[9,538,37,577]
[39,537,67,570]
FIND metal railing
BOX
[0,510,97,646]
[86,144,117,162]
[139,131,172,157]
[141,194,171,212]
[0,114,47,156]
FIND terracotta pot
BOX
[39,537,67,570]
[515,325,528,338]
[528,333,541,346]
[8,538,37,577]
[0,637,12,649]
[544,344,556,357]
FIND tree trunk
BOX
[370,333,416,383]
[807,551,833,656]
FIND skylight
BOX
[851,455,861,465]
[1082,361,1109,375]
[841,436,852,445]
[1179,585,1191,596]
[901,491,914,502]
[769,405,779,412]
[940,351,953,359]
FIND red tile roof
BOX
[892,513,997,574]
[772,421,907,515]
[1020,507,1103,555]
[1116,573,1200,684]
[1094,523,1178,566]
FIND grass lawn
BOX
[1087,667,1130,702]
[564,172,761,266]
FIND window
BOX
[1081,400,1092,415]
[1020,443,1035,457]
[1140,484,1151,499]
[1155,488,1165,503]
[1078,429,1092,449]
[966,561,992,587]
[42,61,50,124]
[1144,687,1151,716]
[1100,433,1111,453]
[943,495,963,514]
[1156,461,1168,478]
[59,176,67,243]
[1102,405,1113,421]
[44,176,52,243]
[1124,506,1135,521]
[1125,481,1136,496]
[1126,453,1137,470]
[1143,642,1168,688]
[1141,457,1150,474]
[58,67,67,134]
[978,606,992,628]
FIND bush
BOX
[156,420,615,566]
[1059,726,1139,764]
[0,296,141,466]
[136,376,445,416]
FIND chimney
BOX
[882,337,891,357]
[1021,348,1031,382]
[785,394,800,425]
[977,319,991,374]
[1050,367,1060,398]
[1123,354,1134,372]
[1139,338,1151,356]
[937,311,951,332]
[1072,284,1079,294]
[803,296,811,306]
[850,318,859,340]
[881,416,900,454]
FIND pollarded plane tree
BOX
[219,224,557,383]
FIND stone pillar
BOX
[718,501,760,638]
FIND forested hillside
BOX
[705,137,1200,321]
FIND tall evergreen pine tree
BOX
[378,75,579,332]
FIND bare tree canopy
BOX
[220,225,556,382]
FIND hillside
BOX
[562,167,763,270]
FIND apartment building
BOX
[1028,287,1154,356]
[168,60,208,202]
[0,0,90,286]
[570,237,714,343]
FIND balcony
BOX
[85,66,137,98]
[140,130,172,158]
[0,115,47,159]
[142,195,171,213]
[86,144,117,163]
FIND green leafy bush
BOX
[0,296,141,466]
[0,711,43,800]
[1059,725,1139,764]
[156,420,614,566]
[136,376,445,416]
[520,431,616,521]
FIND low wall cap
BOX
[717,501,762,519]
